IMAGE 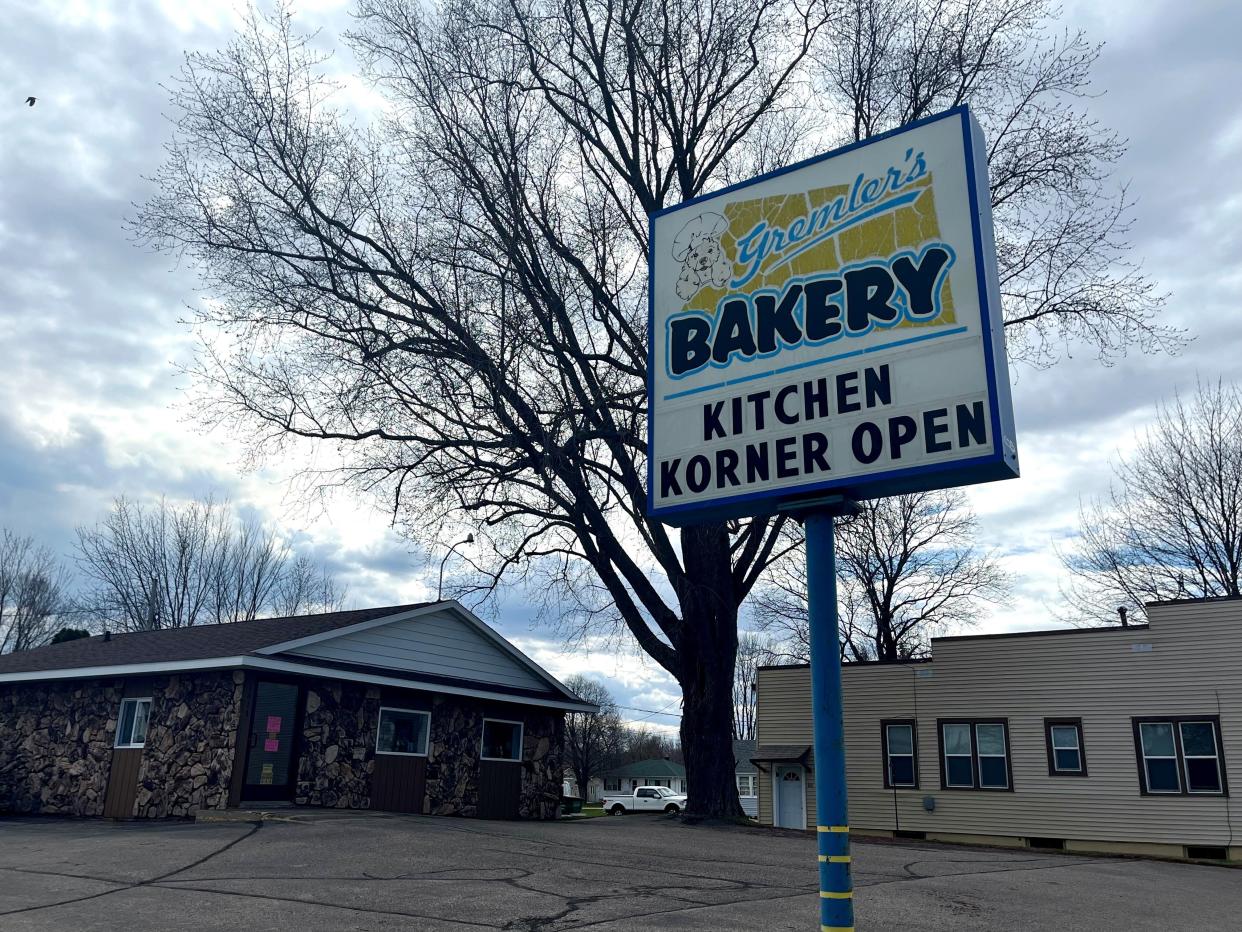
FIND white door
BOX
[774,765,805,829]
[636,787,659,810]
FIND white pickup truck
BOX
[601,786,687,815]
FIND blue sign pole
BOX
[805,509,853,931]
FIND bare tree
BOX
[562,674,624,800]
[755,492,1009,661]
[1062,381,1242,624]
[820,0,1179,365]
[273,554,348,616]
[137,2,1166,815]
[619,727,682,765]
[0,530,70,654]
[75,496,344,631]
[733,632,775,741]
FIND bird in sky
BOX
[25,97,36,107]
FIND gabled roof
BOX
[600,757,687,779]
[0,601,596,713]
[0,604,430,675]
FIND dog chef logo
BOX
[665,149,958,379]
[672,213,732,300]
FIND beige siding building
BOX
[754,598,1242,861]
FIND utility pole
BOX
[146,575,160,629]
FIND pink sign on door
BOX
[266,715,282,733]
[264,738,280,753]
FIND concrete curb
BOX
[193,809,300,823]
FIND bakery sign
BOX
[646,106,1019,524]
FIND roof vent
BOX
[103,629,111,642]
[1117,606,1129,627]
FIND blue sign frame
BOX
[645,105,1018,526]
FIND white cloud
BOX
[3,0,1242,720]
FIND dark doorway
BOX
[242,680,302,801]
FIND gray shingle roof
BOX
[600,757,687,779]
[733,739,758,774]
[752,745,812,765]
[0,603,434,675]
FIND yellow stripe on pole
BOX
[820,891,853,899]
[817,825,849,833]
[817,855,852,863]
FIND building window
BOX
[881,720,918,788]
[481,718,523,761]
[375,707,430,756]
[1044,719,1086,776]
[736,774,755,796]
[938,720,1011,790]
[1133,717,1227,796]
[115,698,152,749]
[604,777,620,792]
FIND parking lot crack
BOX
[0,821,262,918]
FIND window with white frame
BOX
[115,698,152,748]
[1045,719,1086,775]
[604,777,620,792]
[375,707,430,756]
[882,720,918,788]
[939,720,1011,790]
[1134,718,1226,795]
[941,723,973,787]
[1181,722,1224,793]
[481,718,523,761]
[736,774,755,796]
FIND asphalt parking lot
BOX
[0,812,1239,931]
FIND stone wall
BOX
[0,672,242,819]
[0,679,122,816]
[424,695,482,816]
[517,709,564,820]
[289,680,565,820]
[423,693,563,819]
[2,669,565,822]
[296,680,380,808]
[135,671,244,818]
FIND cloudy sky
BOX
[1,0,1240,736]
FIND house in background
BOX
[577,744,759,812]
[0,601,595,821]
[593,757,687,800]
[734,739,758,817]
[754,597,1242,862]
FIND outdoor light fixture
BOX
[437,533,474,600]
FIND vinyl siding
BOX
[756,600,1242,850]
[283,612,547,691]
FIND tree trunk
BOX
[574,765,589,801]
[677,524,745,819]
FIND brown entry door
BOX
[242,680,302,801]
[477,761,521,819]
[102,749,142,818]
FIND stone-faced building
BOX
[0,601,593,820]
